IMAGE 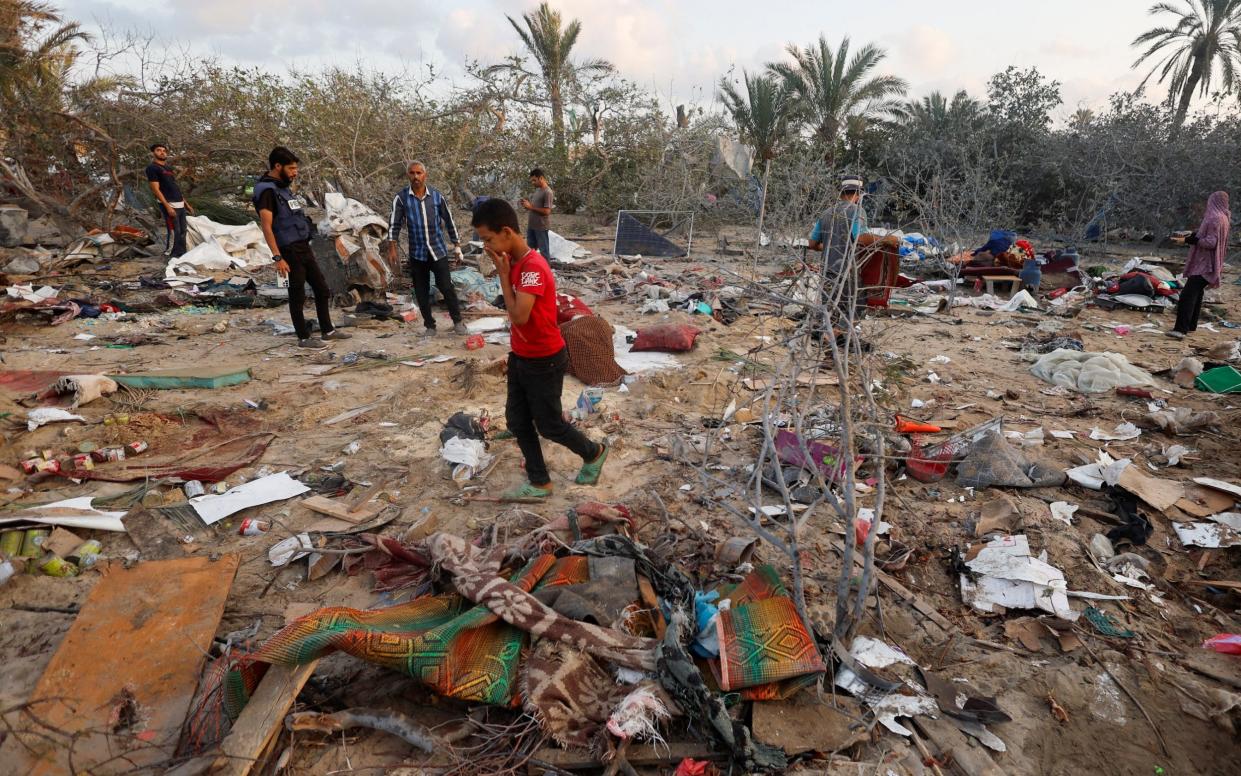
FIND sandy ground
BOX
[0,216,1239,775]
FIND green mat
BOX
[1195,366,1241,394]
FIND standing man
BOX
[145,143,193,257]
[253,146,350,350]
[470,198,607,500]
[520,167,554,261]
[386,161,468,337]
[808,175,867,273]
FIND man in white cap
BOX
[808,175,867,273]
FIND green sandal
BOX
[501,482,553,501]
[575,443,609,485]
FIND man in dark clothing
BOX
[471,198,607,501]
[520,167,554,260]
[385,161,468,337]
[145,143,193,257]
[253,146,350,350]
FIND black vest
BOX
[252,179,311,248]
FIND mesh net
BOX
[613,211,692,257]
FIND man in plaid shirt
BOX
[386,161,468,337]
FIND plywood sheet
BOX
[0,555,239,774]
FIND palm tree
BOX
[894,90,982,131]
[0,0,88,108]
[767,35,907,157]
[1131,0,1241,126]
[1069,107,1095,130]
[719,70,797,245]
[503,2,613,154]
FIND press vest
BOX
[252,180,311,249]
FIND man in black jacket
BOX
[253,147,350,349]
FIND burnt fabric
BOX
[561,314,627,385]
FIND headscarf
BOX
[1186,191,1231,287]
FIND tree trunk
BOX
[1174,55,1205,128]
[550,80,566,156]
[756,157,771,250]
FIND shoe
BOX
[322,328,352,341]
[1166,330,1186,340]
[421,327,438,338]
[453,321,469,335]
[501,482,553,500]
[298,337,329,349]
[575,443,608,485]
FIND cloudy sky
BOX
[65,0,1166,117]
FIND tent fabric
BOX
[1030,349,1156,394]
[614,212,686,258]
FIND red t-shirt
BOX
[509,249,565,358]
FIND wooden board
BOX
[109,364,252,390]
[0,555,239,775]
[299,494,383,524]
[742,374,839,391]
[1117,467,1185,512]
[1176,484,1237,518]
[210,661,320,776]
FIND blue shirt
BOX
[388,185,459,262]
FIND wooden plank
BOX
[0,555,239,775]
[742,374,839,391]
[210,661,319,776]
[912,716,1005,776]
[109,365,252,390]
[299,494,383,524]
[1194,477,1241,501]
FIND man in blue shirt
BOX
[386,162,467,337]
[808,176,867,273]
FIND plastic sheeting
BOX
[1030,349,1156,394]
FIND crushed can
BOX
[39,554,78,577]
[70,453,95,471]
[183,480,205,498]
[69,540,102,569]
[0,530,23,557]
[20,458,41,475]
[126,440,149,455]
[20,529,49,558]
[35,459,61,474]
[40,449,55,461]
[238,518,269,536]
[91,447,126,463]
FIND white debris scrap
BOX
[960,535,1077,621]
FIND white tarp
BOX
[170,215,271,280]
[1031,349,1156,394]
[190,471,309,525]
[0,497,126,532]
[548,230,590,263]
[713,136,754,180]
[319,191,387,235]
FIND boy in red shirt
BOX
[471,199,607,499]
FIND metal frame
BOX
[613,210,695,256]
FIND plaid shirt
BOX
[388,185,459,262]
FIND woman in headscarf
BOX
[1170,191,1231,339]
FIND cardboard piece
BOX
[42,526,84,557]
[742,373,839,391]
[961,535,1076,621]
[1176,484,1237,518]
[752,695,867,754]
[1194,477,1241,500]
[0,556,238,775]
[1117,467,1184,512]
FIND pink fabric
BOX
[1185,191,1231,287]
